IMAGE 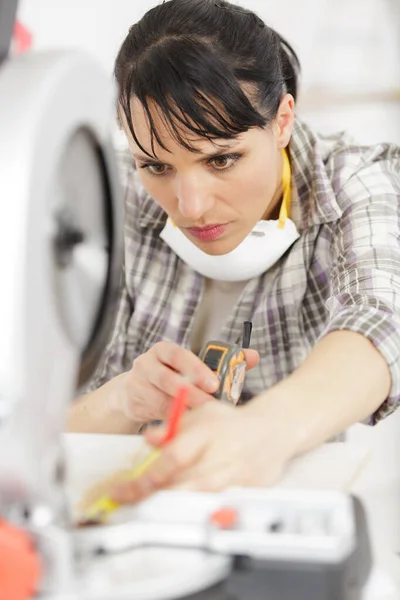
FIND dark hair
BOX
[114,0,300,157]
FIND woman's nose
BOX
[175,174,215,221]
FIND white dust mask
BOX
[160,149,300,282]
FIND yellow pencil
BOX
[80,447,162,524]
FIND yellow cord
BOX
[278,148,292,229]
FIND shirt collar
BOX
[136,118,343,231]
[288,119,343,231]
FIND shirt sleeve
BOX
[83,281,133,393]
[322,168,400,424]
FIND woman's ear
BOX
[273,93,295,148]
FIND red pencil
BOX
[160,385,189,445]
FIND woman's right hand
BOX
[67,342,259,434]
[115,342,221,424]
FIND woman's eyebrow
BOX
[194,144,241,162]
[133,142,241,164]
[133,152,159,162]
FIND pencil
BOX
[78,385,189,525]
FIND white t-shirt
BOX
[189,278,248,354]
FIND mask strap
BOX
[278,148,292,229]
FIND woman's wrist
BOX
[243,379,309,461]
[107,372,132,415]
[67,372,142,434]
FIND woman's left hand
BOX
[111,396,296,504]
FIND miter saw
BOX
[0,1,373,599]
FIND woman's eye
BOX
[209,154,240,171]
[141,163,169,175]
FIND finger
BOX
[146,363,216,409]
[243,348,260,371]
[150,438,205,482]
[168,444,239,491]
[111,441,188,505]
[112,415,207,504]
[112,476,154,504]
[186,386,217,409]
[113,402,228,504]
[153,342,220,393]
[136,414,206,490]
[144,423,168,446]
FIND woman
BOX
[68,0,400,502]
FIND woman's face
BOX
[124,95,294,255]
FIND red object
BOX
[13,21,33,54]
[0,520,42,600]
[210,507,238,529]
[160,386,188,445]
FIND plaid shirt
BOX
[88,119,400,425]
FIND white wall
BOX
[17,0,400,89]
[18,0,400,144]
[17,0,149,74]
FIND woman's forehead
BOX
[124,96,246,158]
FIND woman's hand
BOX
[116,342,260,424]
[106,330,391,499]
[111,394,295,504]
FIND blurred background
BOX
[17,0,400,144]
[16,0,400,551]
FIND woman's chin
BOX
[193,235,244,256]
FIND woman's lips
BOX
[185,223,228,241]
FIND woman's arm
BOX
[248,329,391,455]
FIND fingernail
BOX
[205,376,220,392]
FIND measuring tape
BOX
[199,322,252,405]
